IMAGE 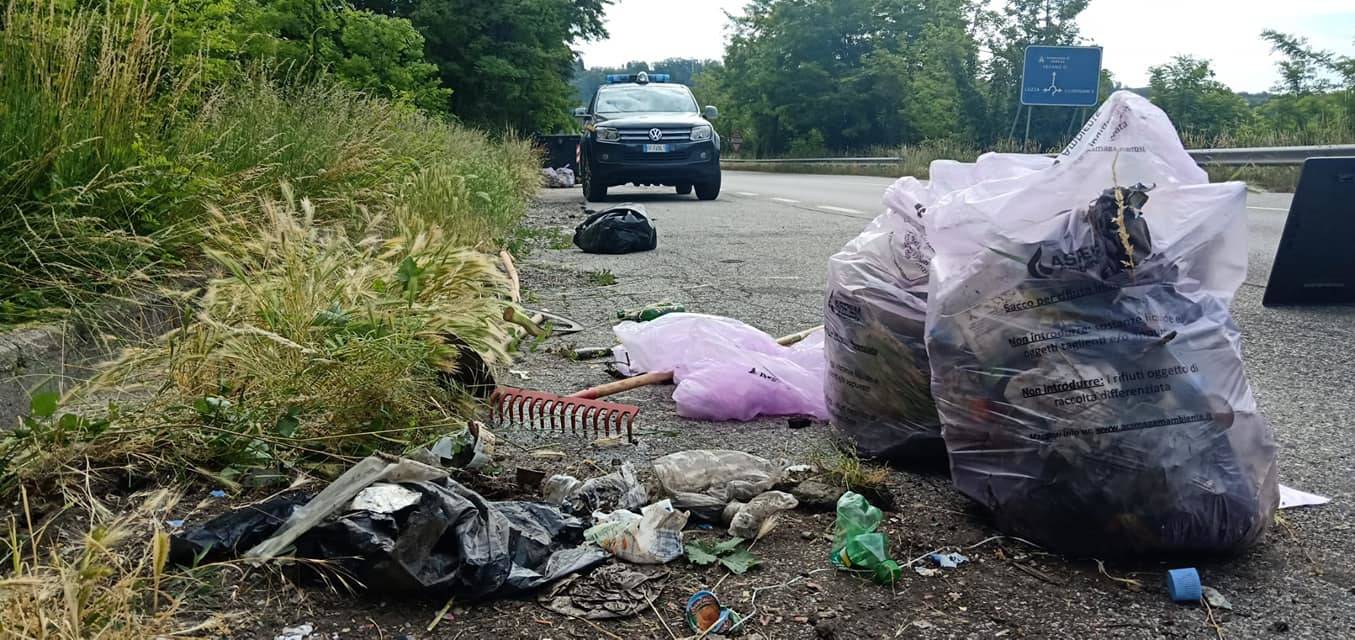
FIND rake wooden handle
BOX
[568,324,824,400]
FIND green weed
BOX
[587,269,617,286]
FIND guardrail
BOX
[723,144,1355,167]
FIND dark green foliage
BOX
[359,0,611,132]
[1148,56,1251,139]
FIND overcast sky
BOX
[577,0,1355,93]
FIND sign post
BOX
[1017,45,1103,144]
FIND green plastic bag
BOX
[830,491,901,585]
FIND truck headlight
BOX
[690,125,713,142]
[596,127,621,142]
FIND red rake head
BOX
[490,387,638,441]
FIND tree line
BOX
[122,0,611,132]
[647,0,1355,157]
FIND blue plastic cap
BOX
[1166,567,1202,602]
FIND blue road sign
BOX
[1021,45,1102,107]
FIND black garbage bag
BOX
[176,456,609,599]
[296,482,607,597]
[573,204,657,254]
[169,493,310,565]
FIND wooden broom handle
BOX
[568,325,823,400]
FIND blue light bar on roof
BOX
[605,72,672,84]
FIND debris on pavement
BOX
[539,563,671,620]
[914,566,941,577]
[830,491,901,585]
[1202,586,1234,611]
[930,552,969,569]
[612,313,829,421]
[224,455,608,597]
[1166,568,1203,603]
[558,462,648,516]
[727,490,799,539]
[412,422,495,471]
[573,203,657,254]
[926,91,1279,556]
[685,590,742,635]
[567,346,613,360]
[652,449,792,503]
[1279,483,1331,509]
[541,167,576,188]
[616,300,685,322]
[585,499,689,564]
[543,474,584,506]
[274,623,315,640]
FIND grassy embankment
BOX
[0,3,540,635]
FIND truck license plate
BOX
[643,144,670,153]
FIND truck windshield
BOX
[595,85,697,114]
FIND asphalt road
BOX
[526,170,1354,638]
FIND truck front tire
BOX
[695,175,721,201]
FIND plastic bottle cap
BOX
[1166,567,1202,602]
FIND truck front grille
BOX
[618,127,693,142]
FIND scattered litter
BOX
[830,492,901,585]
[531,449,568,460]
[1279,484,1330,509]
[1202,586,1233,611]
[209,489,227,498]
[570,346,613,360]
[543,474,583,507]
[929,552,969,569]
[653,449,792,503]
[586,499,689,564]
[1166,568,1203,603]
[237,456,607,597]
[349,483,421,514]
[541,167,576,188]
[539,564,670,620]
[166,519,185,529]
[274,623,315,640]
[613,313,828,421]
[573,203,657,254]
[510,369,531,380]
[415,422,495,470]
[914,566,941,577]
[685,590,742,635]
[616,300,685,322]
[927,91,1279,556]
[727,491,798,539]
[592,434,627,448]
[562,463,648,516]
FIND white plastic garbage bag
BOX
[924,91,1278,555]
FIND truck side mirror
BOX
[703,105,719,120]
[573,107,588,120]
